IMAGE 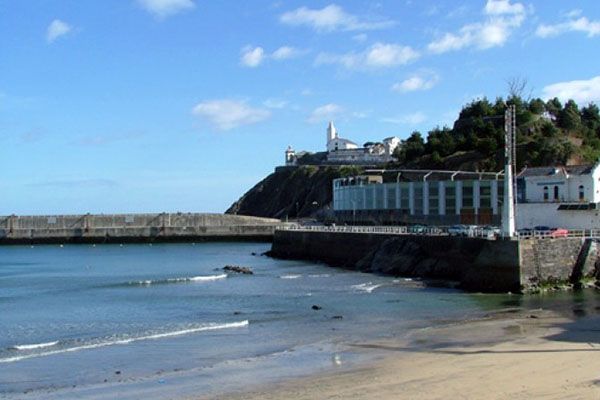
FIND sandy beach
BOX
[205,306,600,400]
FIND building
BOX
[516,163,600,229]
[284,122,402,166]
[332,162,600,229]
[333,170,504,225]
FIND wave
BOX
[11,341,59,351]
[1,320,248,364]
[308,274,330,278]
[134,274,228,286]
[351,283,383,293]
[280,274,302,279]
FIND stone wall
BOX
[271,230,600,292]
[520,238,599,288]
[0,213,282,244]
[270,230,521,292]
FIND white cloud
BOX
[263,98,288,109]
[271,46,302,60]
[191,99,271,130]
[382,112,427,125]
[240,46,265,67]
[46,19,71,43]
[427,0,526,53]
[308,103,344,123]
[542,76,600,104]
[353,33,368,42]
[484,0,524,16]
[136,0,195,18]
[392,71,440,92]
[536,12,600,38]
[280,4,394,32]
[315,42,419,70]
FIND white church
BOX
[285,122,401,166]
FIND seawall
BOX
[0,213,282,244]
[270,230,600,292]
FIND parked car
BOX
[448,224,467,236]
[550,228,569,237]
[517,228,533,238]
[409,224,425,234]
[481,225,501,237]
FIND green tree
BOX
[404,131,425,161]
[558,99,581,131]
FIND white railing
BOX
[277,224,600,240]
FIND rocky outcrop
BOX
[223,265,254,274]
[226,165,363,219]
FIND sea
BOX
[1,242,598,399]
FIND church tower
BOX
[326,121,337,145]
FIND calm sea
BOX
[1,242,597,399]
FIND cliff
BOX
[226,165,362,219]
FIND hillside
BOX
[226,166,362,219]
[227,96,600,219]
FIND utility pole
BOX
[502,105,516,237]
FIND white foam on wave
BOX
[351,283,383,293]
[176,274,228,282]
[308,274,330,278]
[136,274,227,285]
[280,274,302,279]
[12,341,59,351]
[0,320,249,364]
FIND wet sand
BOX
[204,307,600,400]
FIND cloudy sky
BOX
[1,0,599,214]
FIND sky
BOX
[1,0,600,215]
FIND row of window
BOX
[542,185,584,201]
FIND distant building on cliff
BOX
[284,122,401,166]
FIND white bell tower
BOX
[326,121,337,145]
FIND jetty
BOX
[0,213,281,244]
[269,225,600,293]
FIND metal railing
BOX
[277,224,600,240]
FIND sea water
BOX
[0,243,597,399]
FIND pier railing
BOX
[277,224,600,240]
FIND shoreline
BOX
[200,302,600,400]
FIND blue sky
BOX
[1,0,599,215]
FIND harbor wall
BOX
[0,213,281,244]
[270,230,599,292]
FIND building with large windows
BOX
[333,162,600,229]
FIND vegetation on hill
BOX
[228,94,600,219]
[391,96,600,171]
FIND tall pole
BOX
[502,105,516,237]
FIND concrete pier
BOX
[270,228,599,292]
[0,213,282,244]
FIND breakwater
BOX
[0,213,282,244]
[270,228,600,292]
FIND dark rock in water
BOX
[115,371,121,375]
[331,315,343,319]
[312,305,322,310]
[251,252,257,256]
[233,311,243,315]
[262,251,271,257]
[223,265,254,274]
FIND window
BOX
[543,186,549,201]
[579,185,585,201]
[554,186,559,201]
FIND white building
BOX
[284,121,402,166]
[516,163,600,229]
[325,121,400,164]
[331,162,600,229]
[326,121,358,152]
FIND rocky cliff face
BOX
[226,165,362,219]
